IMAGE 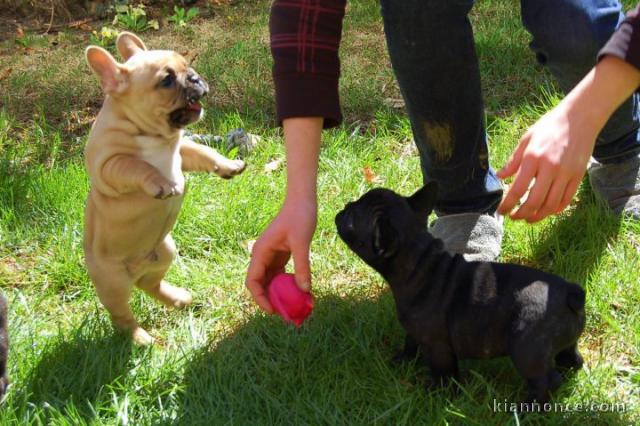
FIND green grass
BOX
[0,0,639,423]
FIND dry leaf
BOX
[16,26,24,37]
[0,68,13,82]
[363,166,382,184]
[384,97,405,109]
[264,159,283,173]
[400,140,418,158]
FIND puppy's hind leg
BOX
[510,341,554,403]
[392,334,420,364]
[424,342,459,388]
[90,265,153,346]
[135,235,192,308]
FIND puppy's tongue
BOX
[187,101,202,112]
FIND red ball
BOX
[267,273,314,327]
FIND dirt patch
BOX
[0,1,228,41]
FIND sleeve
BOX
[270,0,347,129]
[598,5,640,71]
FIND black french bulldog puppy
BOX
[335,182,585,403]
[0,293,8,398]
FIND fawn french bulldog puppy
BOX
[336,183,585,403]
[84,32,245,345]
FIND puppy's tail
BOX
[566,286,586,314]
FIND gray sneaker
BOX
[429,212,504,262]
[587,154,640,218]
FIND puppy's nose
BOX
[187,70,209,96]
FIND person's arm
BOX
[270,0,346,128]
[245,0,346,312]
[246,118,322,312]
[498,51,640,222]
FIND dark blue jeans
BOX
[380,0,640,215]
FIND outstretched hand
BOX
[497,102,597,222]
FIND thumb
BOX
[292,243,312,292]
[497,132,530,179]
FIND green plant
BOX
[14,32,48,49]
[89,27,120,49]
[168,6,199,27]
[112,3,159,32]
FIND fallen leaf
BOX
[16,26,24,37]
[0,68,13,82]
[400,140,418,158]
[363,166,382,184]
[264,159,283,173]
[384,97,405,109]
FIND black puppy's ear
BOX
[408,182,438,222]
[373,214,398,258]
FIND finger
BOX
[497,132,531,179]
[529,178,567,223]
[556,178,581,214]
[245,257,274,314]
[292,243,312,292]
[512,170,553,221]
[497,161,536,215]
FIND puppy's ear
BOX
[85,46,129,94]
[373,214,398,258]
[408,181,438,222]
[116,32,147,61]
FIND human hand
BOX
[245,197,317,313]
[497,101,597,222]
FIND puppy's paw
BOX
[215,159,246,179]
[142,175,183,199]
[132,327,154,346]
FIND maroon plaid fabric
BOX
[270,0,347,128]
[599,5,640,72]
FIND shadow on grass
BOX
[17,320,133,421]
[169,292,629,425]
[529,186,622,286]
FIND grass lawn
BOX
[0,0,639,424]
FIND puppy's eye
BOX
[159,72,175,88]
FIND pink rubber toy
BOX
[268,273,314,327]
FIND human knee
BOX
[523,0,621,65]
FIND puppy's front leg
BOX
[102,154,182,199]
[180,138,245,178]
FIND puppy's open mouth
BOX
[186,100,202,113]
[169,100,203,128]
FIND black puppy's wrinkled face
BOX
[335,183,438,267]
